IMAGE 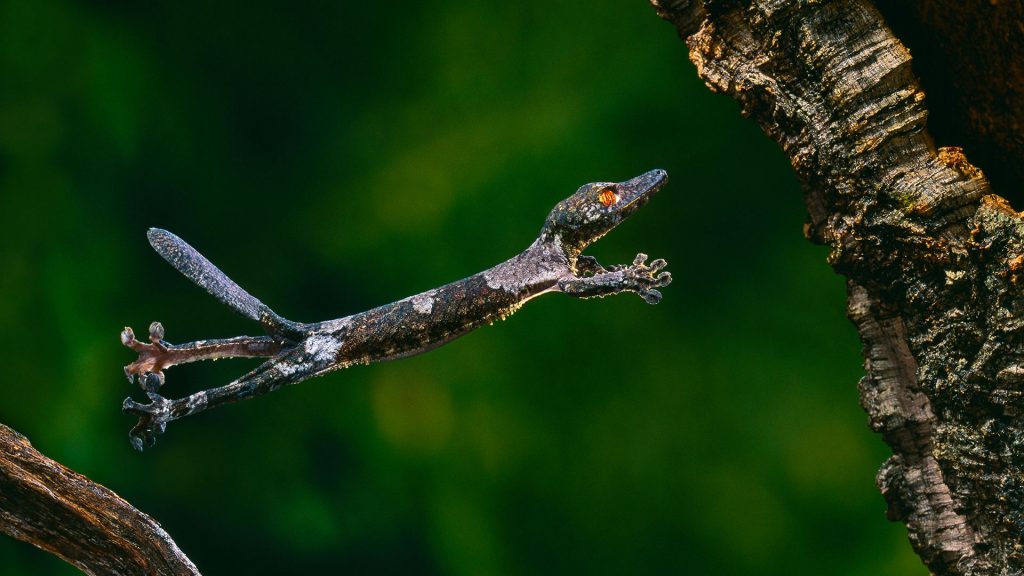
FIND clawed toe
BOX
[141,372,164,393]
[640,289,663,305]
[148,321,165,342]
[127,423,159,452]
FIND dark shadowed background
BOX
[0,1,926,574]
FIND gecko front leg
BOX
[559,253,672,304]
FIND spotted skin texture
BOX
[122,170,672,450]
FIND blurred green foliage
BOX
[0,0,926,574]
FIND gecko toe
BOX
[128,424,158,452]
[148,321,165,343]
[641,289,663,305]
[122,392,167,417]
[142,372,165,393]
[130,437,145,452]
[122,396,147,415]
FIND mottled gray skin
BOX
[122,170,672,450]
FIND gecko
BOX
[121,169,672,450]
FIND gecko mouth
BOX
[616,169,668,212]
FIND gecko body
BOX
[122,169,671,450]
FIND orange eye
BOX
[598,189,618,207]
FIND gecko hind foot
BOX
[121,322,170,392]
[123,392,173,451]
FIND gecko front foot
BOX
[559,252,672,304]
[122,393,173,451]
[624,253,672,304]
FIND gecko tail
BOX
[146,228,305,340]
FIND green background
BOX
[0,1,925,574]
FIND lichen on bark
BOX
[651,0,1024,573]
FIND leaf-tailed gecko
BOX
[122,169,672,450]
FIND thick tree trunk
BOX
[0,424,199,575]
[649,0,1023,574]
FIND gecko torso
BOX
[330,239,569,367]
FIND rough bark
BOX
[650,0,1023,574]
[875,0,1024,201]
[0,424,199,575]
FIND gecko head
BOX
[540,169,668,255]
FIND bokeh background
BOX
[0,1,927,574]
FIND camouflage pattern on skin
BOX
[121,169,672,450]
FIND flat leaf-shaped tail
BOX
[146,228,304,340]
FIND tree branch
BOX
[650,0,1022,573]
[0,423,199,575]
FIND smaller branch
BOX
[0,423,199,575]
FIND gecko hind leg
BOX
[122,343,324,451]
[121,321,288,393]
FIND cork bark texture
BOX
[651,0,1024,573]
[875,0,1024,200]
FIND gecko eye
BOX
[598,189,619,207]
